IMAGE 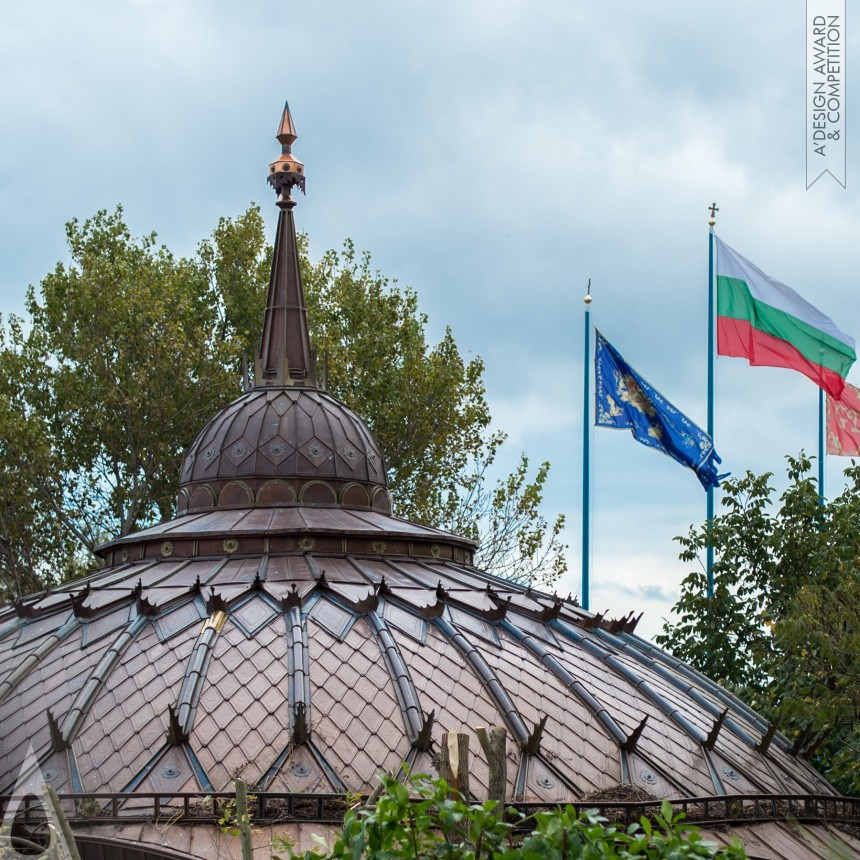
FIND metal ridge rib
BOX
[433,616,529,746]
[500,620,627,747]
[0,616,81,705]
[615,632,791,753]
[593,628,759,748]
[286,605,311,740]
[60,615,149,744]
[175,611,227,735]
[367,612,424,744]
[552,620,706,745]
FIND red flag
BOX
[827,381,860,456]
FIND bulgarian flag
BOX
[716,237,856,398]
[827,381,860,456]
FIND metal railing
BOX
[509,794,860,828]
[1,791,858,829]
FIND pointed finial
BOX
[255,101,316,388]
[276,101,298,146]
[268,102,305,205]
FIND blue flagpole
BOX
[582,281,592,611]
[706,204,718,599]
[818,387,825,504]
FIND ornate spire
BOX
[254,102,315,388]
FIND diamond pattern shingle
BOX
[308,619,412,792]
[393,624,516,798]
[0,622,104,792]
[190,618,289,790]
[488,629,618,793]
[74,622,194,791]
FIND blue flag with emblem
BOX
[595,330,725,490]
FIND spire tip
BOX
[269,100,305,203]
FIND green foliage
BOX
[0,318,83,598]
[0,206,565,599]
[300,238,566,585]
[273,774,747,860]
[658,453,860,794]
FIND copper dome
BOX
[177,388,391,516]
[2,104,859,860]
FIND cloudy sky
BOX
[2,1,858,639]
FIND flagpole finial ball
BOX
[708,216,716,227]
[584,293,592,305]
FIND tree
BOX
[657,453,860,795]
[298,238,565,584]
[0,320,81,598]
[0,206,565,600]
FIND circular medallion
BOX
[639,769,658,785]
[298,537,315,551]
[161,766,181,780]
[223,538,239,554]
[161,541,174,558]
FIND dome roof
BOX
[1,104,856,860]
[0,546,842,848]
[177,387,391,515]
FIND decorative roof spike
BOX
[205,587,228,616]
[166,704,189,746]
[292,701,309,746]
[624,612,643,634]
[413,709,436,751]
[704,708,729,750]
[539,598,563,622]
[622,715,649,753]
[48,709,69,752]
[755,718,780,755]
[13,599,36,619]
[281,582,302,612]
[255,101,316,389]
[523,714,548,755]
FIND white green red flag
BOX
[827,381,860,456]
[715,237,856,398]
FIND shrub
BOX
[273,774,747,859]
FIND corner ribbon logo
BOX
[0,745,77,859]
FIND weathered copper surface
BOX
[0,104,851,860]
[176,389,390,514]
[0,547,839,805]
[267,102,305,201]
